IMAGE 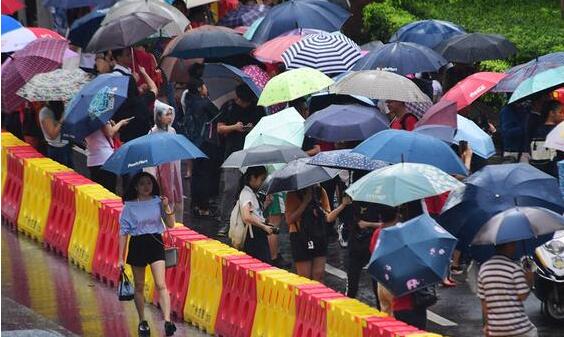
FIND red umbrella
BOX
[1,38,68,112]
[441,72,507,111]
[1,0,24,14]
[416,100,458,128]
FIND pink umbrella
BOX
[252,29,325,64]
[1,38,68,112]
[441,72,507,111]
[1,27,66,53]
[416,100,458,128]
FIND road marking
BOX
[325,264,458,327]
[73,145,87,155]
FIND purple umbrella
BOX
[218,4,270,28]
[415,100,458,128]
[494,52,564,92]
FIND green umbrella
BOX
[243,17,264,40]
[257,67,334,107]
[509,66,564,103]
[346,162,463,207]
[244,107,305,149]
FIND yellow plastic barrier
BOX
[17,158,71,241]
[252,270,319,337]
[1,132,27,188]
[406,334,443,337]
[184,240,244,334]
[327,298,387,337]
[67,184,120,273]
[144,265,156,303]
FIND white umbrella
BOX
[545,121,564,151]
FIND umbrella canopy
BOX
[545,122,564,151]
[471,207,564,246]
[434,32,517,64]
[257,68,334,107]
[308,149,387,171]
[360,40,384,51]
[282,32,361,75]
[218,4,270,28]
[368,214,457,297]
[16,69,92,102]
[159,57,203,84]
[243,16,264,40]
[304,104,389,142]
[347,163,463,207]
[354,129,468,175]
[1,15,22,34]
[1,26,66,53]
[61,74,130,141]
[390,19,466,49]
[1,38,67,112]
[163,26,256,59]
[253,31,321,64]
[222,144,307,168]
[244,107,305,149]
[455,115,496,159]
[86,12,172,52]
[415,100,458,128]
[508,66,564,104]
[68,9,107,49]
[262,157,340,194]
[250,0,350,44]
[352,42,448,75]
[102,133,206,175]
[329,70,431,103]
[1,0,24,15]
[494,54,564,93]
[201,63,262,109]
[441,72,507,111]
[43,0,98,8]
[414,124,456,144]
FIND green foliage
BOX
[362,1,417,42]
[479,60,512,73]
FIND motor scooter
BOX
[532,233,564,321]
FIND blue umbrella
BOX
[509,66,564,104]
[389,19,466,49]
[353,42,448,75]
[308,149,388,171]
[250,0,351,44]
[305,104,389,142]
[218,4,270,28]
[68,9,107,49]
[1,15,22,35]
[62,74,130,141]
[454,115,496,159]
[102,133,207,175]
[368,214,457,297]
[202,63,262,108]
[494,52,564,92]
[243,17,264,40]
[353,129,468,175]
[43,0,102,9]
[414,124,455,144]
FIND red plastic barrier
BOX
[92,200,124,287]
[215,255,273,337]
[1,147,43,228]
[293,285,346,337]
[44,172,94,256]
[363,316,410,337]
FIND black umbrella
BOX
[360,40,384,51]
[434,33,517,64]
[221,144,307,168]
[262,157,340,194]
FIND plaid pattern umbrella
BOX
[1,38,67,112]
[1,27,66,53]
[17,69,93,102]
[219,4,270,28]
[282,32,361,75]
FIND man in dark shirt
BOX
[530,100,563,177]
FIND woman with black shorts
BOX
[118,172,177,336]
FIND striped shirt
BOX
[477,255,535,337]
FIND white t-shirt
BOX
[39,107,68,147]
[85,129,114,167]
[239,186,264,223]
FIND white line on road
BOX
[325,263,348,279]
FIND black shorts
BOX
[290,232,327,262]
[127,233,165,267]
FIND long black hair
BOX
[238,166,267,195]
[123,172,161,202]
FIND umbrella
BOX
[61,74,130,141]
[545,122,564,151]
[262,157,340,194]
[282,32,362,75]
[1,0,24,15]
[347,163,463,207]
[415,100,458,128]
[257,68,334,107]
[434,33,517,64]
[1,38,67,112]
[16,69,92,102]
[244,107,305,149]
[250,0,350,44]
[508,66,564,104]
[102,0,190,38]
[494,53,564,93]
[1,27,66,53]
[86,12,172,52]
[329,70,432,103]
[389,19,466,49]
[243,16,264,40]
[68,9,107,49]
[471,207,564,246]
[353,129,468,175]
[242,65,270,89]
[308,149,387,171]
[159,57,203,84]
[163,26,256,59]
[252,32,322,64]
[43,0,99,8]
[368,214,457,297]
[352,42,448,75]
[201,63,262,109]
[304,104,389,142]
[218,4,270,28]
[102,133,206,175]
[455,115,496,159]
[360,40,384,51]
[1,15,22,34]
[441,72,507,111]
[222,144,307,168]
[414,125,456,144]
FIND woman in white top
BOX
[39,101,73,167]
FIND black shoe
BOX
[164,321,176,336]
[217,225,229,237]
[138,320,150,336]
[271,255,291,268]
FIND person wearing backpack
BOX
[530,99,563,177]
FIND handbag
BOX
[412,285,438,308]
[228,199,254,249]
[150,231,178,269]
[117,269,135,301]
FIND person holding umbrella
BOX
[529,100,564,176]
[38,101,73,168]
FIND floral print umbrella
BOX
[17,68,93,102]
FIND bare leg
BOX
[132,266,146,322]
[311,256,326,282]
[268,214,282,260]
[150,260,171,321]
[295,260,313,280]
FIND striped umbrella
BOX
[281,32,361,75]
